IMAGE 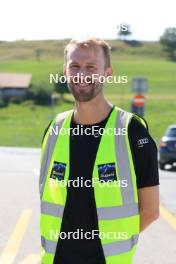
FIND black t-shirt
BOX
[42,107,159,264]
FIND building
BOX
[0,73,32,100]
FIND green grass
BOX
[0,60,63,83]
[0,59,176,94]
[0,39,175,147]
[0,95,175,148]
[0,101,72,147]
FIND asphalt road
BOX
[0,147,176,264]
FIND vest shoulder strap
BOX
[115,106,133,129]
[42,109,73,144]
[55,109,73,125]
[133,114,149,131]
[115,106,148,131]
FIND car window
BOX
[165,128,176,137]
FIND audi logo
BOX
[138,138,149,145]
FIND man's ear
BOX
[63,64,66,76]
[105,67,113,77]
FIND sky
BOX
[1,0,176,41]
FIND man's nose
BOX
[77,68,91,82]
[77,67,87,76]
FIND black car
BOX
[159,125,176,170]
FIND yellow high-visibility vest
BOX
[39,106,147,264]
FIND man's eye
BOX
[70,65,79,69]
[87,65,95,70]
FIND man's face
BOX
[64,45,112,102]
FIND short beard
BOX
[68,82,103,102]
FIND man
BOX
[39,37,159,264]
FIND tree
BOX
[117,23,132,41]
[160,28,176,61]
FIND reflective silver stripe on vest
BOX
[41,236,57,255]
[41,200,138,219]
[39,110,72,199]
[41,201,64,218]
[103,234,139,257]
[97,203,138,220]
[115,110,135,204]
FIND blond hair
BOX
[64,37,111,68]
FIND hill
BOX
[0,39,163,61]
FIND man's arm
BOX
[138,186,160,232]
[128,117,160,232]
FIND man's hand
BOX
[138,185,159,232]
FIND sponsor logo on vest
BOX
[137,138,149,148]
[98,163,117,182]
[50,161,66,180]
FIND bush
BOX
[0,96,5,107]
[28,83,54,105]
[53,72,70,101]
[124,40,142,47]
[0,95,8,107]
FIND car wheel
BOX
[159,162,165,170]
